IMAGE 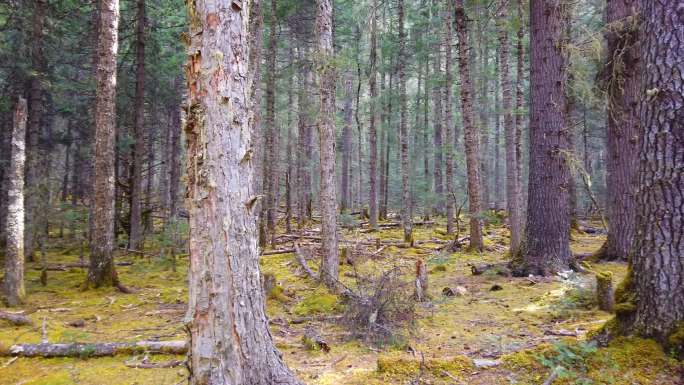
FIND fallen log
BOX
[470,263,511,277]
[32,261,133,271]
[5,340,187,357]
[0,311,32,326]
[261,248,296,256]
[125,359,183,369]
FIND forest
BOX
[0,0,682,384]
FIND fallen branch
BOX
[542,366,562,385]
[261,248,296,256]
[0,311,32,326]
[5,340,187,357]
[32,261,133,271]
[125,359,184,369]
[294,244,317,279]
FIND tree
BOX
[497,0,522,255]
[368,0,379,230]
[397,0,413,244]
[183,1,301,383]
[512,0,572,276]
[595,0,641,261]
[128,0,146,251]
[455,0,484,251]
[249,0,264,196]
[264,0,278,246]
[3,97,27,306]
[443,0,455,235]
[87,0,122,289]
[315,0,340,289]
[611,0,684,352]
[431,0,444,216]
[341,73,353,213]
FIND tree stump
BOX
[596,272,614,312]
[414,260,429,302]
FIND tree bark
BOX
[595,0,641,261]
[514,0,525,220]
[455,0,484,251]
[341,73,353,213]
[432,0,444,216]
[24,0,47,263]
[498,0,522,255]
[264,0,278,246]
[398,0,413,244]
[87,0,121,289]
[443,0,455,235]
[512,0,572,276]
[128,0,146,251]
[315,0,340,289]
[296,45,313,228]
[3,97,27,306]
[183,1,301,383]
[615,0,684,351]
[368,0,379,230]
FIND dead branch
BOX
[5,340,187,357]
[294,243,318,279]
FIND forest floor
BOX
[0,216,682,385]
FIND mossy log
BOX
[0,311,32,326]
[4,340,187,357]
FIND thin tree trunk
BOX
[443,0,455,235]
[183,1,301,383]
[25,0,47,263]
[3,97,27,307]
[422,50,431,220]
[477,5,491,211]
[128,0,146,251]
[87,0,121,289]
[397,0,412,244]
[615,0,683,349]
[432,0,444,216]
[595,0,641,261]
[494,53,503,211]
[285,47,295,233]
[368,0,379,230]
[315,0,340,289]
[341,73,353,213]
[514,0,525,220]
[512,0,572,276]
[455,0,484,251]
[264,0,278,245]
[498,0,522,255]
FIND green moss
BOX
[613,302,636,315]
[376,353,472,379]
[666,322,684,355]
[430,264,447,274]
[292,288,340,316]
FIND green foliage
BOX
[537,341,598,383]
[293,288,340,316]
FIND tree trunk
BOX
[368,0,379,230]
[397,0,412,244]
[341,73,353,213]
[595,0,641,261]
[264,0,278,245]
[455,0,484,251]
[168,100,181,219]
[249,0,264,196]
[614,0,684,352]
[3,97,27,307]
[514,0,525,220]
[443,0,455,234]
[432,0,444,216]
[512,0,572,276]
[296,46,312,228]
[25,0,47,263]
[285,48,295,233]
[315,0,340,289]
[477,5,491,211]
[493,54,503,211]
[183,1,301,384]
[87,0,120,289]
[498,0,522,255]
[128,0,146,251]
[422,49,431,220]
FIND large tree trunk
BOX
[613,0,684,352]
[368,0,379,230]
[87,0,121,289]
[455,0,484,251]
[3,97,27,307]
[443,0,455,235]
[512,0,572,276]
[25,0,47,263]
[432,0,444,216]
[183,2,301,384]
[498,0,522,256]
[397,0,412,244]
[128,0,146,251]
[315,0,340,289]
[595,0,641,261]
[264,0,278,246]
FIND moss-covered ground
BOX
[1,217,681,384]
